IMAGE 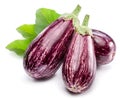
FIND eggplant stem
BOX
[77,14,92,35]
[72,5,81,16]
[82,14,89,26]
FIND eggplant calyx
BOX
[60,5,81,30]
[61,5,92,36]
[78,15,92,35]
[61,5,81,18]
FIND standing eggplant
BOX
[62,15,96,93]
[92,29,116,66]
[23,5,81,79]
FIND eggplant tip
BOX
[66,85,87,93]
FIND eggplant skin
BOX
[23,18,74,79]
[62,33,96,93]
[92,29,116,66]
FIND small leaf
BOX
[17,24,37,38]
[6,38,33,55]
[35,8,60,34]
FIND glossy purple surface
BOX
[24,18,74,79]
[62,33,96,93]
[92,29,116,66]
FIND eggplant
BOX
[92,29,116,66]
[62,15,96,93]
[23,5,81,79]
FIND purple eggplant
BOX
[62,15,96,93]
[23,5,81,79]
[92,29,116,66]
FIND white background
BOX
[0,0,120,99]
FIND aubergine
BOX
[62,15,96,93]
[92,29,116,66]
[23,5,81,79]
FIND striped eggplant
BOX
[62,15,96,93]
[23,5,81,79]
[92,29,116,66]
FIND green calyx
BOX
[60,5,81,30]
[78,15,92,35]
[61,5,92,35]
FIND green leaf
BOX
[17,24,37,38]
[6,38,33,55]
[6,8,61,56]
[35,8,60,34]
